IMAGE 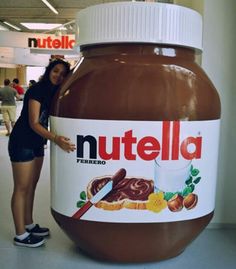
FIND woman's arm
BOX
[28,99,75,152]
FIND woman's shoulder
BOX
[27,82,40,92]
[25,81,49,100]
[28,81,51,93]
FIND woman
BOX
[8,59,75,248]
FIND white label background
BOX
[50,117,220,223]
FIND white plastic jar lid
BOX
[75,2,202,51]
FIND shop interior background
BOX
[0,0,236,228]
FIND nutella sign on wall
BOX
[28,36,75,49]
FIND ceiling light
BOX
[3,21,21,31]
[21,22,63,30]
[41,0,59,15]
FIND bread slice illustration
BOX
[87,175,154,211]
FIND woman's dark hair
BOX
[40,59,70,83]
[29,79,36,85]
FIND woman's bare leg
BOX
[11,161,35,235]
[24,157,44,225]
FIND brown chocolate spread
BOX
[91,177,154,202]
[50,2,221,263]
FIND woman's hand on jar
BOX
[54,135,76,153]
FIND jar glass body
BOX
[50,44,220,262]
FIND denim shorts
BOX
[8,144,44,162]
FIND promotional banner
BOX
[0,31,75,51]
[0,31,77,66]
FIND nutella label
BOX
[50,117,220,223]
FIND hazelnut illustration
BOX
[183,193,198,210]
[167,194,184,212]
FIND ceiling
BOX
[0,0,173,34]
[0,0,122,34]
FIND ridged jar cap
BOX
[75,2,202,51]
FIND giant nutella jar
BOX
[50,2,221,262]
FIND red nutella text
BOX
[76,121,202,161]
[28,36,75,49]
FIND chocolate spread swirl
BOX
[90,177,154,202]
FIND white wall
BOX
[202,0,236,224]
[26,66,45,85]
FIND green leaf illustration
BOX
[185,176,193,186]
[183,186,193,197]
[189,184,195,192]
[164,192,175,201]
[176,191,183,196]
[77,200,86,208]
[193,177,201,184]
[80,191,86,201]
[191,168,199,177]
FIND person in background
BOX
[0,79,20,135]
[12,78,25,99]
[8,59,76,248]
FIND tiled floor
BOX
[0,102,236,269]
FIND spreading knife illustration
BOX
[72,168,126,219]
